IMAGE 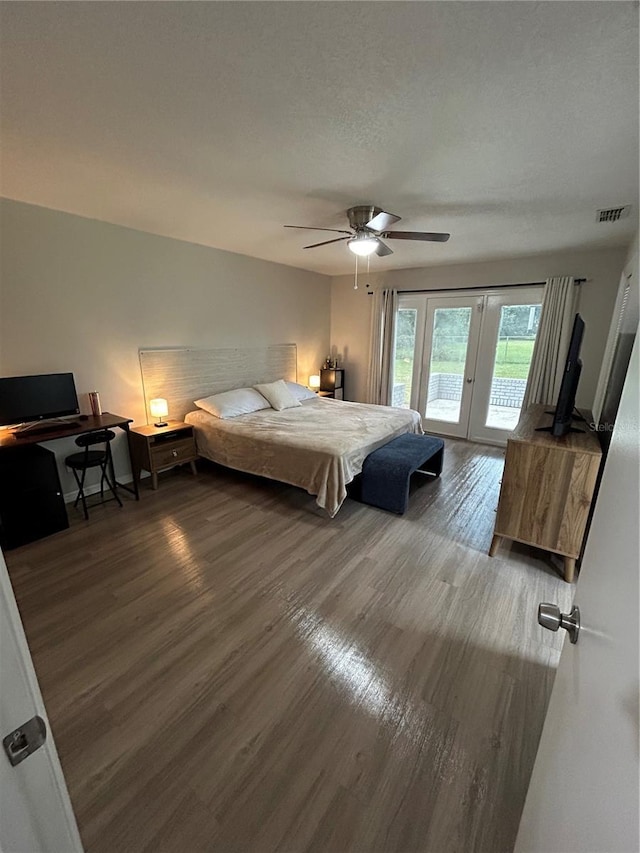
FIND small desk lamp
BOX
[149,398,169,427]
[309,374,321,391]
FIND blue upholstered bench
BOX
[359,433,445,514]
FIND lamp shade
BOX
[309,374,321,390]
[149,398,168,426]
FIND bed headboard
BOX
[139,343,297,423]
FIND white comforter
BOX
[185,397,422,516]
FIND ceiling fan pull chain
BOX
[354,255,358,290]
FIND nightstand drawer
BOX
[151,428,192,444]
[151,438,196,470]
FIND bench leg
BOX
[361,471,411,514]
[417,447,444,477]
[430,447,444,476]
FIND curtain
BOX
[521,276,577,409]
[366,288,398,405]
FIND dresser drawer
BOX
[151,438,196,470]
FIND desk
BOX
[0,413,139,548]
[0,412,139,499]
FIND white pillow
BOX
[194,387,270,419]
[285,380,317,401]
[254,379,301,411]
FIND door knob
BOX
[466,377,473,383]
[538,603,580,644]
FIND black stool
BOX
[65,430,123,520]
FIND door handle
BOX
[538,603,580,644]
[466,377,473,383]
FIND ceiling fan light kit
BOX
[348,233,379,256]
[284,205,450,259]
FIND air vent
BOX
[597,206,631,223]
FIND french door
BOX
[393,287,543,444]
[421,296,483,438]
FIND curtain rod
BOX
[366,278,586,295]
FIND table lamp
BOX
[149,398,168,427]
[309,374,321,391]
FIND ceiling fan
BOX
[284,205,450,257]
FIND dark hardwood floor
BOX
[5,439,572,853]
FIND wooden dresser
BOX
[489,404,602,582]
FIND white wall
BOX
[0,199,330,494]
[331,247,628,406]
[623,229,639,318]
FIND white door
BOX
[419,296,483,438]
[394,288,542,442]
[0,548,83,852]
[469,287,543,444]
[515,331,639,853]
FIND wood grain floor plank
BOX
[5,439,572,852]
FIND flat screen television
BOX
[545,314,585,437]
[0,373,80,428]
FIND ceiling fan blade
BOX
[303,236,351,249]
[366,210,401,232]
[285,225,353,235]
[375,239,393,257]
[384,231,450,242]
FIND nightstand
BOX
[320,368,345,400]
[130,422,198,490]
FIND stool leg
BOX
[77,466,89,521]
[101,459,123,508]
[71,468,83,508]
[107,443,117,494]
[100,445,110,501]
[106,443,120,505]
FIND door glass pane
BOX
[392,309,417,408]
[425,307,472,423]
[485,303,541,429]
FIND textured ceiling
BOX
[1,1,638,276]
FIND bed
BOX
[185,396,422,516]
[138,344,422,516]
